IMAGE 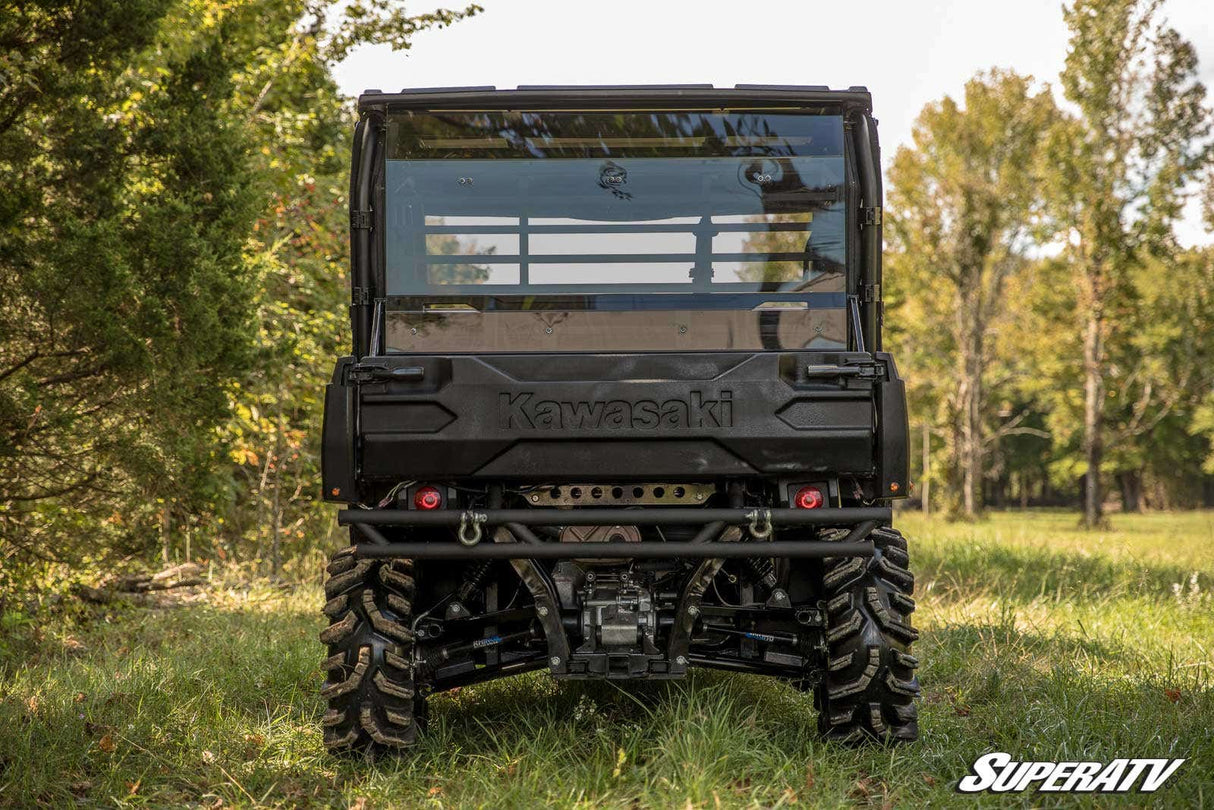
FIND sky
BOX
[333,0,1214,244]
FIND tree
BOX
[0,0,483,581]
[1042,0,1212,527]
[885,70,1056,518]
[210,0,480,575]
[0,0,259,568]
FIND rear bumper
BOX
[340,505,889,559]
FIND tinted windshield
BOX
[382,110,847,296]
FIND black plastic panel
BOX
[354,351,897,483]
[874,352,910,497]
[321,357,357,501]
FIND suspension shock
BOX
[745,557,778,591]
[456,560,493,604]
[445,559,494,619]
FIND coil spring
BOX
[745,557,778,590]
[456,559,494,603]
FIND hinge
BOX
[350,209,373,230]
[860,206,883,227]
[861,283,882,303]
[352,286,372,306]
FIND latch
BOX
[351,286,372,306]
[860,206,883,227]
[804,364,882,379]
[802,363,885,384]
[349,364,425,384]
[861,283,882,303]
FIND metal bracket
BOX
[861,283,882,303]
[352,286,372,306]
[860,206,883,227]
[350,209,373,230]
[493,527,570,673]
[666,526,742,674]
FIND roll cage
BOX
[348,85,885,359]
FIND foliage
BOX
[1041,0,1212,526]
[888,0,1214,520]
[0,0,481,587]
[885,70,1057,518]
[0,0,260,575]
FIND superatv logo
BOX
[958,752,1184,794]
[499,391,733,430]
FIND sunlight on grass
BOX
[1,512,1212,808]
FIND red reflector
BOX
[795,486,824,509]
[414,486,443,510]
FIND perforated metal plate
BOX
[526,483,715,507]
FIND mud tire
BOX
[320,547,424,754]
[815,526,920,743]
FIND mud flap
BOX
[321,357,357,502]
[874,352,909,498]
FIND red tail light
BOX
[413,485,443,510]
[794,485,824,510]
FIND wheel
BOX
[319,546,424,754]
[815,526,920,743]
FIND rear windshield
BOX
[382,110,847,296]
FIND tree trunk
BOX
[1081,303,1105,528]
[271,414,284,580]
[921,422,931,517]
[160,509,171,565]
[1117,471,1142,513]
[271,471,282,578]
[956,295,985,519]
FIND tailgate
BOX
[325,352,899,486]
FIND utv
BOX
[319,85,919,753]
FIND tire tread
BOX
[816,527,920,743]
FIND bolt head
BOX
[549,656,561,667]
[536,605,549,617]
[687,605,700,617]
[531,494,540,502]
[676,655,687,666]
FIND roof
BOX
[356,84,873,112]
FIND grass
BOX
[2,510,1212,808]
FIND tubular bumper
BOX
[339,506,890,560]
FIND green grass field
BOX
[2,511,1212,808]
